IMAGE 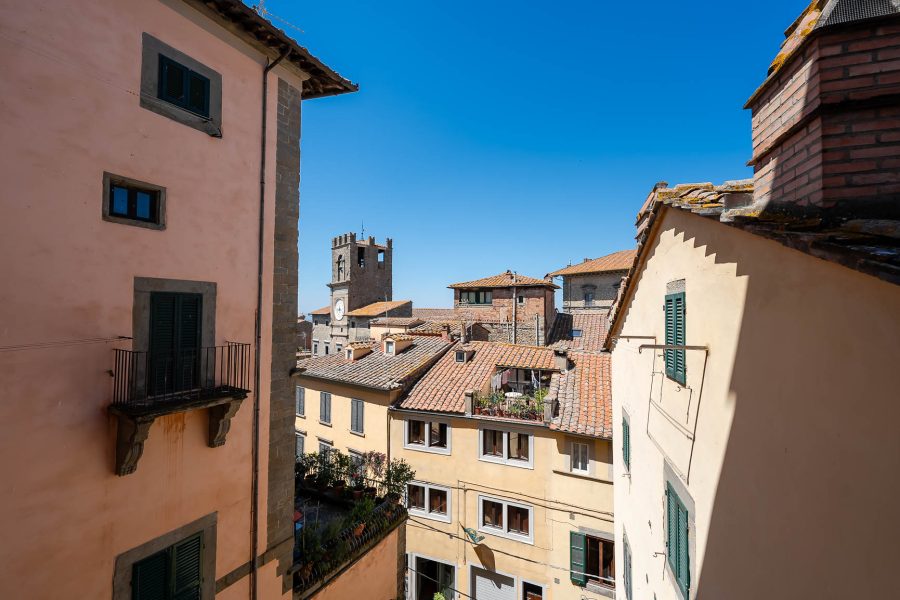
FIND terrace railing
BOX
[112,343,251,409]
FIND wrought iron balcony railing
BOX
[112,343,251,411]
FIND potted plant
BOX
[329,451,350,497]
[348,497,375,537]
[384,458,415,503]
[314,451,333,491]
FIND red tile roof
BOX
[345,300,412,318]
[448,271,558,290]
[549,351,612,439]
[548,312,609,353]
[400,342,557,414]
[310,305,331,316]
[547,249,637,277]
[369,317,425,327]
[294,335,451,391]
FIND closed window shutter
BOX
[320,392,330,423]
[569,531,587,586]
[296,386,304,415]
[622,418,630,470]
[625,540,633,599]
[172,533,202,600]
[677,503,690,596]
[666,484,677,575]
[357,400,364,433]
[665,292,686,384]
[132,550,168,600]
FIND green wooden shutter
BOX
[664,292,686,384]
[622,418,631,470]
[132,549,168,600]
[624,538,633,600]
[172,533,202,600]
[570,531,587,586]
[666,484,677,576]
[677,503,690,597]
[175,295,202,392]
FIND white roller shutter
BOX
[472,567,515,600]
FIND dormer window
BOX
[455,350,465,363]
[385,340,395,355]
[345,349,352,360]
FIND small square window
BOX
[517,295,525,304]
[572,441,589,473]
[159,55,210,118]
[103,173,165,230]
[385,340,395,355]
[571,329,583,338]
[455,350,465,362]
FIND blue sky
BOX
[253,0,808,312]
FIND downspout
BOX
[251,47,290,600]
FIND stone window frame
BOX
[102,172,167,231]
[140,33,223,137]
[112,512,217,600]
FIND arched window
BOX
[337,256,345,280]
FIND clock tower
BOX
[323,232,394,351]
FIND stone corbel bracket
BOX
[109,396,245,476]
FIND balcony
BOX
[108,343,251,475]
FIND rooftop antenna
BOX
[361,220,365,239]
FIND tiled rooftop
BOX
[369,317,425,327]
[345,300,412,318]
[547,249,637,277]
[399,342,557,414]
[548,351,612,439]
[310,305,331,316]
[548,312,609,353]
[294,335,451,391]
[448,270,558,290]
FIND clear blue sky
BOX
[251,1,807,313]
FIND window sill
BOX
[296,414,305,419]
[479,455,534,470]
[102,213,166,231]
[408,508,451,524]
[319,421,332,428]
[478,525,534,545]
[404,443,451,456]
[349,430,365,438]
[585,582,616,598]
[552,469,613,484]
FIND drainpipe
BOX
[251,47,290,600]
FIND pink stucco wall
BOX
[0,0,303,597]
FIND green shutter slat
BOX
[666,484,677,576]
[678,504,690,596]
[665,292,686,384]
[622,418,631,470]
[569,531,587,586]
[132,550,168,600]
[173,533,202,600]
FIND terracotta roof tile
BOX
[549,351,612,439]
[548,312,609,353]
[369,317,425,327]
[294,335,451,390]
[448,271,558,290]
[400,342,557,414]
[345,300,412,317]
[310,305,331,316]
[548,249,637,277]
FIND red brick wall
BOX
[748,20,900,217]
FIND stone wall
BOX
[561,272,625,311]
[266,77,302,587]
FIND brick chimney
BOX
[745,1,900,223]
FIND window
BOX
[623,536,633,600]
[102,173,165,229]
[318,439,333,455]
[324,345,330,355]
[455,350,465,363]
[378,249,385,264]
[412,556,454,600]
[140,34,222,136]
[584,292,594,307]
[405,419,450,454]
[517,295,525,305]
[148,292,201,396]
[406,482,450,522]
[319,392,332,424]
[336,344,343,354]
[350,398,364,434]
[478,496,533,543]
[622,417,631,472]
[479,428,534,468]
[357,247,366,268]
[131,533,202,600]
[571,329,583,338]
[158,55,210,117]
[666,483,690,598]
[664,291,686,385]
[385,340,395,355]
[295,432,305,459]
[570,532,615,590]
[295,386,305,416]
[571,441,589,474]
[337,256,345,280]
[459,290,492,305]
[522,581,544,600]
[313,340,319,355]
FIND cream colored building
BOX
[393,341,616,600]
[607,4,900,597]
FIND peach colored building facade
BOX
[0,1,354,598]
